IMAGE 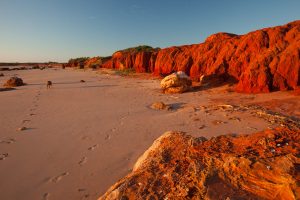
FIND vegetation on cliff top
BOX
[116,45,160,54]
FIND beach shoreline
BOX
[0,68,299,200]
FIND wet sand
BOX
[0,68,299,200]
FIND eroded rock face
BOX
[99,127,300,200]
[101,21,300,93]
[4,77,24,87]
[160,71,192,93]
[101,47,158,73]
[65,21,299,93]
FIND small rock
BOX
[0,73,4,77]
[212,120,226,125]
[17,127,27,131]
[199,125,206,129]
[80,80,86,83]
[150,102,171,110]
[270,149,275,153]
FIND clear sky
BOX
[0,0,299,62]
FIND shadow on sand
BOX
[0,88,16,92]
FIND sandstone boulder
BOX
[4,77,24,87]
[150,102,171,110]
[99,127,300,199]
[160,71,192,93]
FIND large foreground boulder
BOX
[99,127,300,199]
[160,71,192,93]
[3,77,24,87]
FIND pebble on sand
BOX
[17,127,27,131]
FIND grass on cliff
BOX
[114,68,136,76]
[117,45,160,54]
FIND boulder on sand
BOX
[160,71,192,93]
[99,127,300,199]
[3,77,24,87]
[150,102,171,110]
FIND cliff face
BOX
[102,50,157,73]
[99,127,300,200]
[67,20,300,93]
[104,21,300,93]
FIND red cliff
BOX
[68,20,300,93]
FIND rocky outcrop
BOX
[64,56,111,69]
[99,127,300,199]
[160,71,192,93]
[101,46,159,73]
[152,21,300,93]
[3,77,24,87]
[65,20,300,93]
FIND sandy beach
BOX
[0,68,299,200]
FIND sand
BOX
[0,68,299,200]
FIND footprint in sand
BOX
[0,138,16,144]
[42,193,50,200]
[50,172,69,183]
[0,153,9,160]
[78,188,91,199]
[104,134,111,140]
[22,119,31,124]
[78,157,87,166]
[88,144,98,151]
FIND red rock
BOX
[101,46,158,73]
[67,21,300,93]
[4,77,24,87]
[99,127,300,199]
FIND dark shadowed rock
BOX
[4,77,24,87]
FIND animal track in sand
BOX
[0,153,9,160]
[50,172,69,183]
[78,156,87,166]
[88,144,98,151]
[0,138,16,144]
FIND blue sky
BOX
[0,0,299,62]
